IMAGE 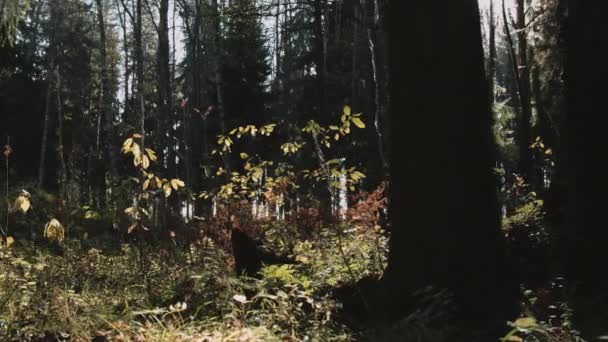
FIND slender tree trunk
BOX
[96,0,117,207]
[531,61,553,193]
[156,0,171,161]
[351,1,358,108]
[488,0,496,102]
[55,67,68,202]
[116,0,130,117]
[503,0,533,184]
[38,9,57,189]
[168,0,177,182]
[136,0,145,148]
[39,72,53,189]
[363,0,388,179]
[515,0,533,184]
[313,0,326,120]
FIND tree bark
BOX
[515,0,533,185]
[488,0,497,102]
[562,0,608,336]
[136,0,145,148]
[363,0,388,179]
[96,0,118,207]
[38,4,57,189]
[386,0,518,325]
[503,0,533,184]
[157,0,171,154]
[55,67,68,202]
[312,0,326,121]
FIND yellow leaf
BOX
[124,207,135,214]
[84,210,100,219]
[295,255,309,264]
[14,194,30,213]
[6,236,15,248]
[513,317,537,329]
[240,153,249,159]
[44,218,65,242]
[343,105,351,116]
[351,117,366,128]
[122,138,134,153]
[155,177,162,189]
[143,179,150,191]
[133,133,143,138]
[128,223,138,234]
[146,148,157,161]
[142,155,150,169]
[171,179,185,190]
[133,154,142,167]
[163,183,172,197]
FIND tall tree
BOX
[95,0,118,207]
[502,0,533,185]
[562,0,608,335]
[487,0,497,102]
[385,0,517,325]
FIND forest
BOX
[0,0,606,340]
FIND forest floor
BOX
[1,221,597,342]
[0,187,599,342]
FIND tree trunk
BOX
[38,5,57,189]
[386,0,518,325]
[115,0,130,117]
[563,0,608,332]
[488,0,496,102]
[562,0,608,337]
[38,70,53,189]
[55,67,68,203]
[313,0,326,121]
[211,0,229,173]
[515,0,533,185]
[96,0,117,207]
[351,1,358,109]
[364,0,388,179]
[503,0,533,184]
[136,0,145,148]
[156,0,171,158]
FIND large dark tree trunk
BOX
[563,0,608,336]
[385,0,518,325]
